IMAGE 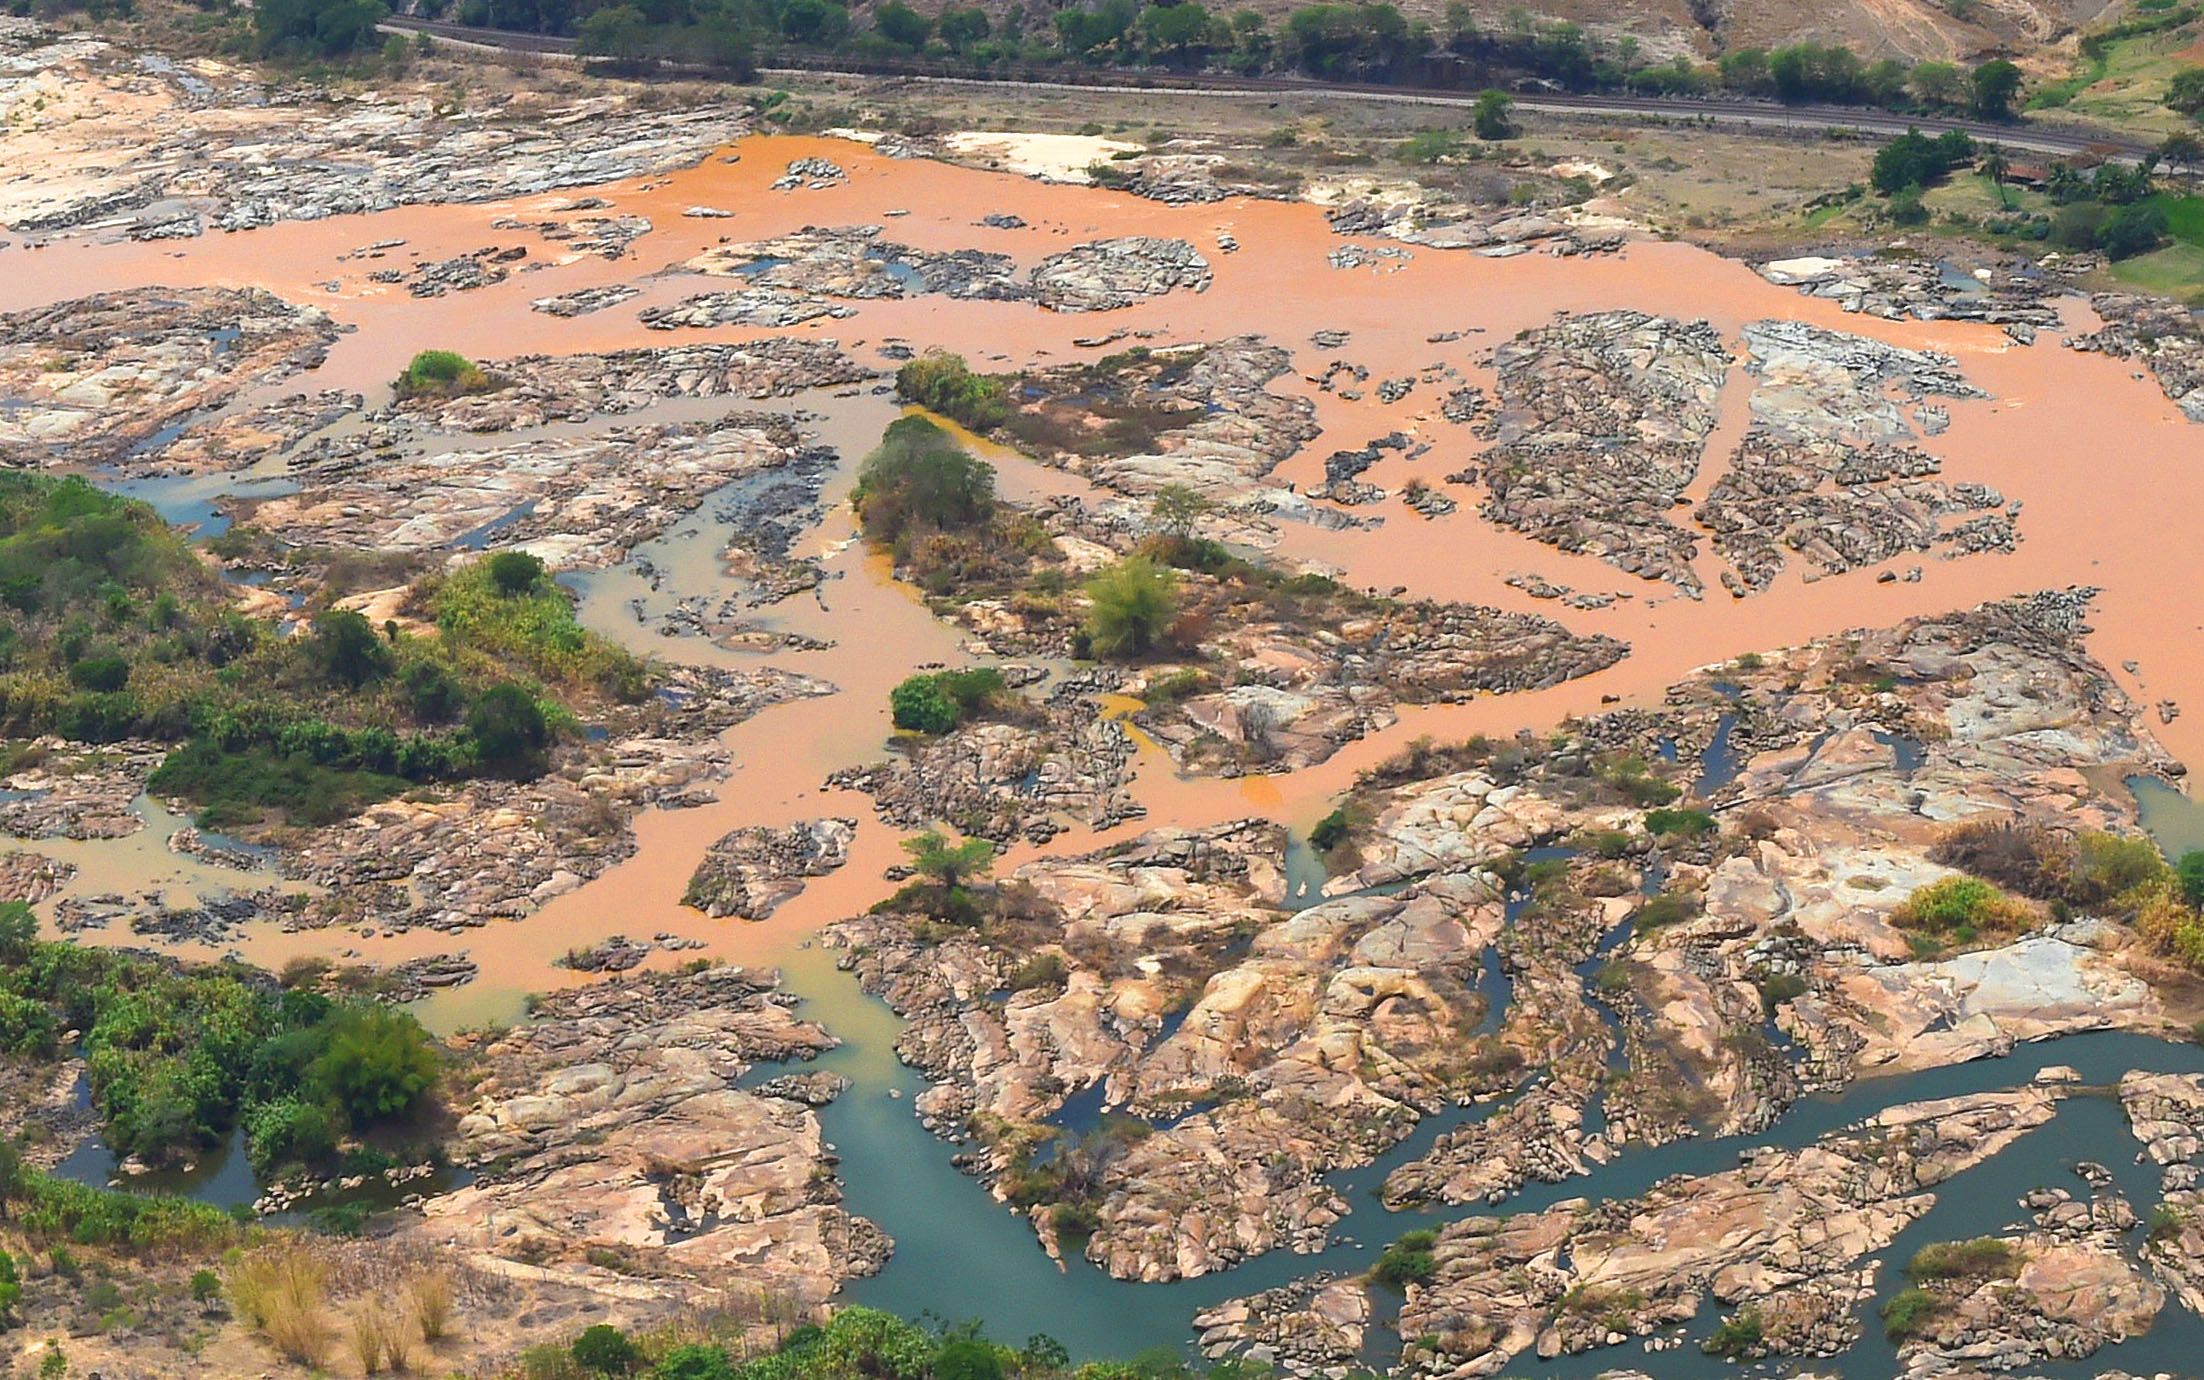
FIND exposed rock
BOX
[388,339,873,431]
[1029,237,1212,313]
[683,817,857,920]
[2075,293,2204,423]
[0,287,337,467]
[418,965,886,1310]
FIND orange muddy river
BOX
[12,132,2203,1027]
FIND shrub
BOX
[572,1324,641,1374]
[1907,1237,2017,1282]
[933,1338,1004,1380]
[895,353,1009,430]
[406,1269,453,1341]
[486,549,548,596]
[1881,1286,1938,1340]
[1892,875,2029,934]
[889,668,1005,734]
[1308,805,1353,853]
[308,609,395,689]
[310,1004,440,1127]
[1755,972,1807,1014]
[1702,1308,1763,1358]
[394,350,491,400]
[1643,808,1716,838]
[2180,851,2204,909]
[1083,557,1179,660]
[853,418,995,545]
[244,1096,338,1175]
[1371,1228,1437,1289]
[467,682,552,778]
[228,1243,332,1366]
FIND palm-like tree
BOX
[1980,145,2013,210]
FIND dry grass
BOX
[228,1242,334,1367]
[407,1268,455,1343]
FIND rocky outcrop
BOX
[0,287,337,467]
[681,224,1025,302]
[0,26,752,239]
[2076,293,2204,423]
[0,742,161,840]
[683,817,856,920]
[1395,1088,2061,1375]
[389,340,872,432]
[243,414,814,571]
[827,713,1141,844]
[640,288,857,330]
[418,965,887,1310]
[276,665,830,933]
[1029,237,1212,312]
[2123,1072,2204,1317]
[1458,310,1730,594]
[1757,253,2062,327]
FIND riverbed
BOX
[16,129,2204,1375]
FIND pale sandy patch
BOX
[940,130,1138,182]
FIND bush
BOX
[1907,1237,2017,1282]
[1643,808,1716,838]
[895,353,1009,430]
[467,682,552,778]
[309,610,394,689]
[393,349,491,400]
[486,550,548,596]
[889,667,1006,734]
[1083,557,1179,660]
[1371,1228,1437,1289]
[1702,1308,1763,1358]
[310,1004,440,1127]
[2179,851,2204,909]
[853,418,995,546]
[1881,1286,1938,1340]
[573,1324,642,1375]
[1893,875,2029,934]
[227,1243,332,1366]
[244,1096,339,1175]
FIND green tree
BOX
[1909,60,1964,108]
[1970,59,2023,119]
[778,0,849,44]
[309,610,394,689]
[1149,484,1212,541]
[2180,851,2204,909]
[933,1338,1004,1380]
[0,902,35,966]
[2170,68,2204,118]
[890,677,958,735]
[310,1005,440,1128]
[873,0,929,48]
[1979,145,2011,208]
[572,1324,641,1375]
[852,418,996,544]
[466,683,551,777]
[1472,88,1515,139]
[576,4,651,63]
[1083,557,1178,659]
[0,1249,19,1323]
[254,0,389,56]
[894,353,1008,429]
[485,549,547,597]
[937,6,990,49]
[654,1345,737,1380]
[903,831,995,889]
[1138,1,1213,66]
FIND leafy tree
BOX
[903,831,995,889]
[2169,67,2204,118]
[254,0,389,56]
[401,659,465,722]
[937,6,990,49]
[873,0,929,48]
[933,1338,1004,1380]
[894,353,1008,429]
[778,0,849,44]
[571,1324,641,1375]
[853,418,996,544]
[2101,202,2170,259]
[0,902,35,966]
[1909,60,1965,108]
[1971,59,2023,119]
[1870,127,1974,194]
[1979,145,2011,208]
[486,549,547,597]
[0,1249,18,1323]
[1083,556,1178,659]
[309,610,394,690]
[1284,2,1412,78]
[1055,0,1137,58]
[890,678,958,735]
[2156,131,2203,173]
[1137,1,1212,66]
[466,682,551,777]
[1149,484,1212,540]
[654,1345,737,1380]
[1472,88,1515,139]
[2180,851,2204,909]
[309,1005,439,1128]
[576,4,650,63]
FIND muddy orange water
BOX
[13,133,2204,1025]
